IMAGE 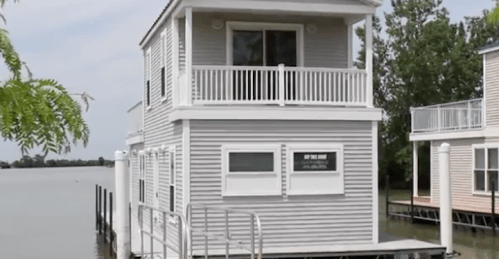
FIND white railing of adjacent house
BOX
[411,99,483,133]
[127,101,143,137]
[184,65,368,107]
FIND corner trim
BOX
[372,121,379,244]
[182,120,191,216]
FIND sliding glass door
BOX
[232,29,297,101]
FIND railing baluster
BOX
[163,211,167,259]
[150,208,154,259]
[225,211,229,259]
[204,208,208,259]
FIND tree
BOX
[98,156,104,166]
[356,0,499,182]
[0,0,90,156]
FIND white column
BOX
[115,150,131,259]
[347,23,353,68]
[172,18,179,108]
[413,141,419,197]
[439,143,453,255]
[185,7,193,106]
[365,14,373,108]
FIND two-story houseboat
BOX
[389,43,499,231]
[125,0,446,258]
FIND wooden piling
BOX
[104,189,107,241]
[99,186,102,234]
[110,192,114,255]
[385,175,389,218]
[492,181,496,235]
[95,185,98,231]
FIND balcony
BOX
[126,101,144,146]
[411,99,483,134]
[178,65,370,107]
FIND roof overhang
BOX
[479,43,499,55]
[140,0,380,49]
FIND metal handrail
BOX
[138,203,191,259]
[186,203,263,259]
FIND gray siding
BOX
[431,139,487,208]
[486,51,499,126]
[193,12,348,68]
[140,17,184,249]
[189,120,374,252]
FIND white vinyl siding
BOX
[139,17,183,251]
[192,12,348,68]
[189,120,374,252]
[485,51,499,126]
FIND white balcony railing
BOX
[127,101,143,137]
[411,99,483,133]
[183,65,368,107]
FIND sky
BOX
[0,0,496,162]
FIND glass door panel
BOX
[266,30,297,100]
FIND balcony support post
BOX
[279,64,285,106]
[185,7,193,106]
[413,141,419,197]
[365,14,373,108]
[347,23,353,68]
[468,101,472,129]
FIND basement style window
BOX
[474,146,499,193]
[169,148,176,213]
[222,144,282,196]
[286,144,344,195]
[139,154,146,203]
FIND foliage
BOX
[10,154,113,168]
[356,0,499,182]
[0,0,90,156]
[98,156,104,166]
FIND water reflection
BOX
[381,191,499,259]
[94,234,114,259]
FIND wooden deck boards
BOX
[391,196,499,215]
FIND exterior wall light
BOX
[211,19,224,30]
[306,23,317,34]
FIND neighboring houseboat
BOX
[389,43,499,230]
[125,0,446,258]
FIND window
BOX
[160,31,166,100]
[221,144,282,196]
[286,144,344,195]
[169,148,176,213]
[145,48,151,108]
[474,146,499,193]
[139,154,146,203]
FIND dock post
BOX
[410,178,414,223]
[110,192,114,255]
[99,186,102,234]
[386,174,390,218]
[438,143,453,255]
[115,150,131,259]
[492,181,496,235]
[95,185,99,231]
[104,189,107,241]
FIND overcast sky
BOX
[0,0,496,162]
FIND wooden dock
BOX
[388,196,499,232]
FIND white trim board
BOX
[126,134,144,146]
[182,120,191,216]
[409,126,499,142]
[170,106,382,122]
[182,0,377,15]
[372,121,379,244]
[479,45,499,55]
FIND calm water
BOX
[0,167,114,259]
[1,168,499,258]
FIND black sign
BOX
[293,152,336,171]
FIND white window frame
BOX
[472,144,499,196]
[221,144,282,197]
[160,30,167,102]
[286,143,344,195]
[226,21,305,67]
[169,146,177,222]
[145,47,152,110]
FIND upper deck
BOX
[140,0,382,122]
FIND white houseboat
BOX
[125,0,446,258]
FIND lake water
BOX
[0,167,114,259]
[1,167,499,259]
